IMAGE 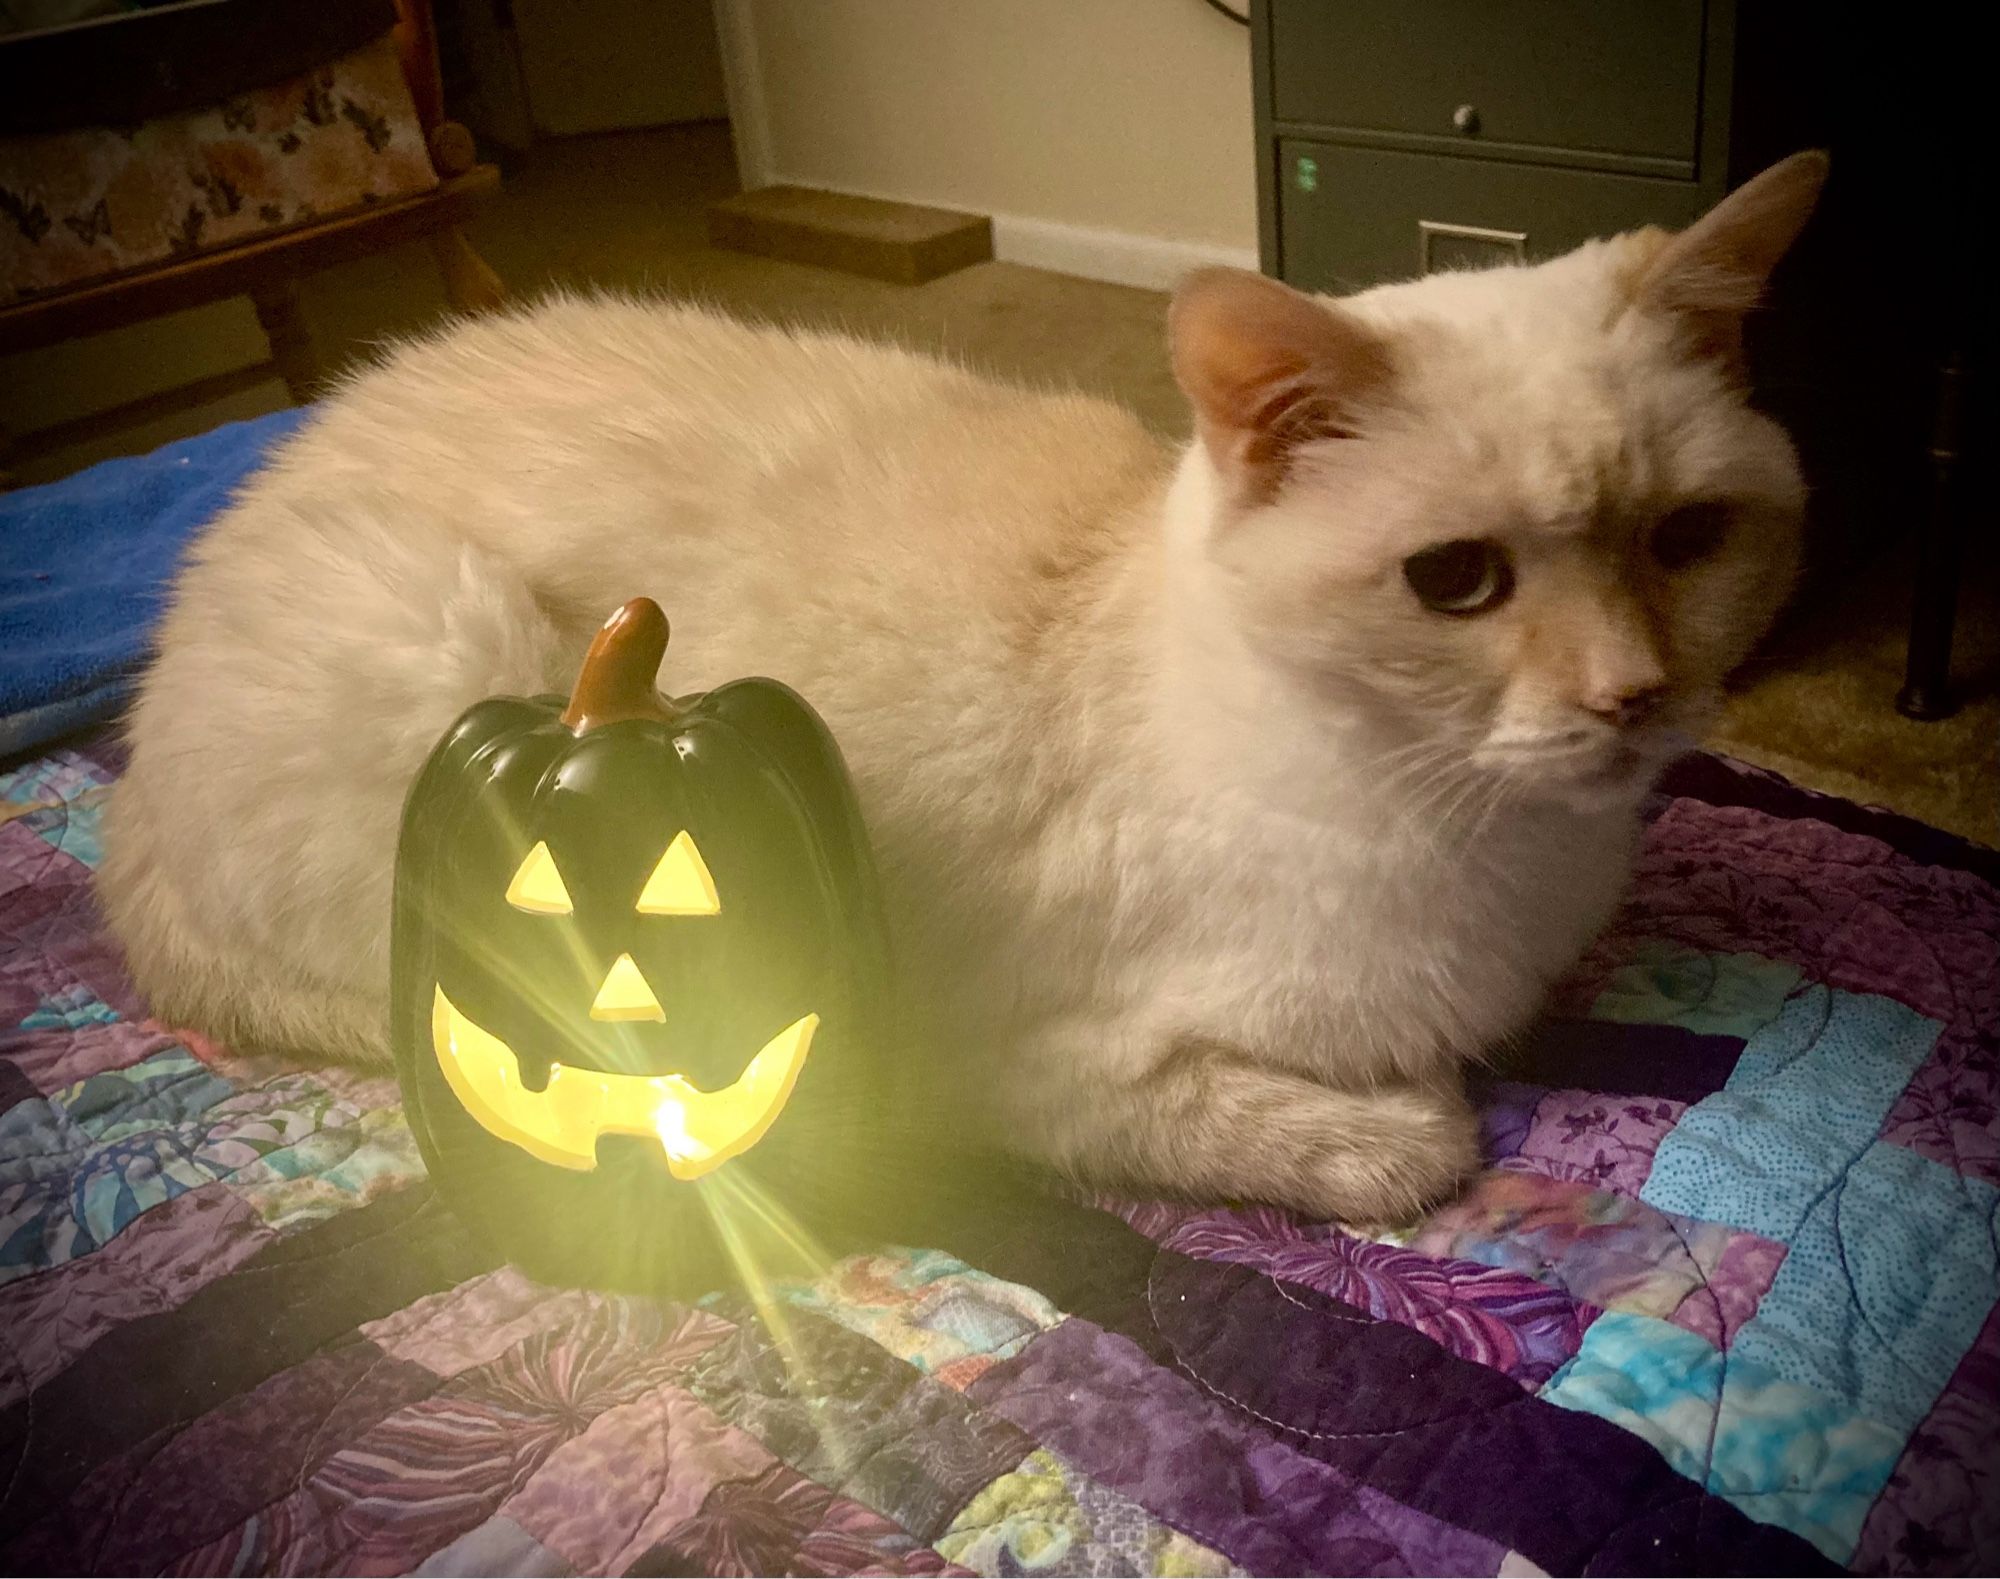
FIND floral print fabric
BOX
[0,32,434,301]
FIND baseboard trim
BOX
[988,213,1257,291]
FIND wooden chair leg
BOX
[429,226,506,314]
[251,282,320,404]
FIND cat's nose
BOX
[1583,682,1668,730]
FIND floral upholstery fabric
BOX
[0,31,435,301]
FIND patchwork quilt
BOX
[1,740,1994,1576]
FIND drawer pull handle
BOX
[1452,104,1481,135]
[1419,220,1528,274]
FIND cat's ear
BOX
[1632,150,1828,369]
[1170,267,1392,501]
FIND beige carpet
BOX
[49,123,2000,842]
[1704,565,1997,844]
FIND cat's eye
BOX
[1651,502,1731,571]
[1402,539,1513,616]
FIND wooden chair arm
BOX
[0,168,500,359]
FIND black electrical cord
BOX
[1198,0,1250,26]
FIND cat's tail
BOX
[99,505,568,1068]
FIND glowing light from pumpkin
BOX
[504,840,574,915]
[697,1161,853,1470]
[588,951,665,1022]
[636,829,722,915]
[431,985,817,1178]
[652,1012,815,1170]
[653,1094,698,1166]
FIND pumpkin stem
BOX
[562,598,678,731]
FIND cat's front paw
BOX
[1294,1085,1481,1228]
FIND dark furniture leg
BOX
[251,280,320,404]
[1897,351,1968,720]
[429,226,507,314]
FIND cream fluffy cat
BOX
[100,154,1826,1222]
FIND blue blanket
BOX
[0,409,311,758]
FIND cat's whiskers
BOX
[1369,737,1469,801]
[1395,745,1487,830]
[1431,762,1496,834]
[1383,763,1470,838]
[1467,769,1525,850]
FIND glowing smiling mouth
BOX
[431,986,817,1178]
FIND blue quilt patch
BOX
[1622,979,1999,1559]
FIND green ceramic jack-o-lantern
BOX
[391,597,891,1293]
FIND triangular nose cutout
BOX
[589,952,664,1022]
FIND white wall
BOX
[715,0,1259,290]
[515,0,729,134]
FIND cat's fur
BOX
[99,154,1826,1221]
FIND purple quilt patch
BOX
[1131,1203,1593,1388]
[968,1317,1511,1577]
[655,1460,965,1577]
[0,1181,271,1406]
[1855,1303,2000,1573]
[1501,1088,1687,1197]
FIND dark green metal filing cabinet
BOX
[1254,0,1739,292]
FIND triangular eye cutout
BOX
[505,840,573,915]
[636,830,720,916]
[589,952,664,1022]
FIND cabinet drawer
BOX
[1268,0,1705,169]
[1278,140,1709,294]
